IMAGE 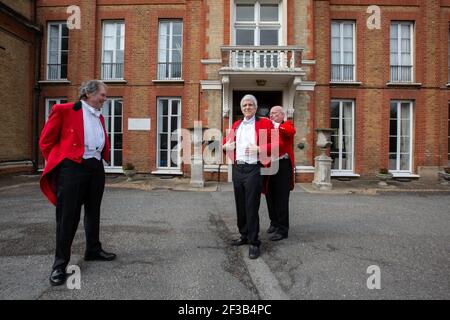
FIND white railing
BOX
[221,46,303,71]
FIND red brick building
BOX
[2,0,449,182]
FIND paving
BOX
[0,173,449,300]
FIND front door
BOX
[232,90,282,121]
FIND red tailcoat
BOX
[39,101,110,205]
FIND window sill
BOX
[331,172,360,177]
[330,81,362,85]
[39,80,71,84]
[102,79,127,84]
[152,79,184,84]
[151,169,183,175]
[446,83,450,87]
[105,167,123,173]
[390,172,420,178]
[386,82,422,87]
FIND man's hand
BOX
[245,143,259,156]
[223,141,236,151]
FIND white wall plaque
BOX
[128,118,151,131]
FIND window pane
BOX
[173,22,182,35]
[171,117,178,131]
[260,29,278,45]
[159,150,167,167]
[161,100,168,115]
[114,118,122,133]
[331,153,339,169]
[260,4,278,21]
[400,137,410,153]
[160,134,168,149]
[331,23,340,37]
[114,150,122,166]
[389,137,397,153]
[236,4,254,21]
[171,100,179,114]
[391,24,398,38]
[389,153,397,170]
[400,154,410,170]
[114,101,123,116]
[330,119,339,129]
[390,120,397,135]
[114,134,122,149]
[236,29,254,45]
[343,24,353,37]
[330,101,339,118]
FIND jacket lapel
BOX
[73,101,84,145]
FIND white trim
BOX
[330,99,355,172]
[151,169,183,175]
[391,173,420,178]
[296,81,316,91]
[45,98,68,121]
[39,80,71,84]
[201,59,222,64]
[301,60,316,65]
[201,80,222,90]
[331,171,360,177]
[103,80,127,84]
[296,165,315,173]
[101,20,125,80]
[330,81,362,85]
[386,82,421,86]
[102,98,123,168]
[389,100,414,173]
[105,167,123,173]
[156,97,182,170]
[152,80,184,84]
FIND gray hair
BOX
[240,94,258,109]
[79,80,107,100]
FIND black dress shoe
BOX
[249,245,260,259]
[231,238,248,246]
[267,225,277,234]
[269,233,288,241]
[49,268,67,286]
[84,249,117,261]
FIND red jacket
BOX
[39,101,110,205]
[222,116,276,165]
[277,120,296,190]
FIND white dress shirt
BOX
[81,100,105,160]
[236,116,257,164]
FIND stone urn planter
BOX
[123,163,137,182]
[376,169,393,187]
[438,168,450,185]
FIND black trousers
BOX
[232,163,262,247]
[53,158,105,270]
[265,159,292,236]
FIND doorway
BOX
[232,91,282,121]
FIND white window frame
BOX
[390,22,414,83]
[45,98,67,121]
[331,21,356,82]
[156,97,182,170]
[330,99,355,173]
[101,21,125,80]
[46,22,69,80]
[232,0,284,46]
[157,20,183,80]
[102,98,123,170]
[389,100,414,173]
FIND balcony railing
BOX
[101,63,124,80]
[331,64,355,82]
[390,65,413,83]
[47,64,67,80]
[157,62,182,80]
[221,46,303,71]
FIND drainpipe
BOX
[32,1,42,173]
